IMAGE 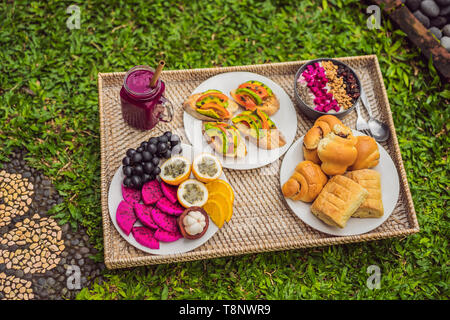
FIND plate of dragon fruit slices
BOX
[108,143,222,255]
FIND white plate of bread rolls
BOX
[280,115,399,236]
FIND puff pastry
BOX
[310,175,368,228]
[344,169,384,218]
[349,136,380,170]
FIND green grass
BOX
[0,0,448,300]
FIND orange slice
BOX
[208,192,232,222]
[206,179,234,204]
[203,199,224,228]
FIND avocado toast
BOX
[202,122,247,158]
[231,110,286,150]
[183,89,239,121]
[230,80,280,116]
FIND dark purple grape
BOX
[161,150,171,158]
[131,175,143,189]
[163,131,172,138]
[170,134,180,147]
[132,152,143,163]
[133,164,144,176]
[143,162,154,174]
[136,146,144,153]
[158,135,169,143]
[149,137,158,145]
[140,141,148,149]
[122,165,133,177]
[157,142,168,153]
[152,166,161,176]
[151,157,160,166]
[142,151,152,162]
[126,148,136,158]
[171,144,182,155]
[123,177,132,187]
[122,156,131,166]
[147,143,157,154]
[143,173,152,183]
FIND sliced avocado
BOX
[247,80,273,96]
[232,114,260,139]
[235,88,262,105]
[197,108,220,119]
[196,95,229,108]
[203,89,222,94]
[256,110,276,129]
[204,123,228,154]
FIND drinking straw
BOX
[150,60,165,87]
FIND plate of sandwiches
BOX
[182,72,297,170]
[280,115,400,236]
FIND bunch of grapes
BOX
[122,131,181,189]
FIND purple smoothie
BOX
[120,65,168,130]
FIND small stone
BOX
[406,0,421,11]
[441,36,450,51]
[414,10,431,27]
[430,16,447,28]
[71,239,79,246]
[429,26,443,38]
[435,0,450,6]
[421,0,440,18]
[443,24,450,36]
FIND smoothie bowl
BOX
[294,58,361,120]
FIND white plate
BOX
[108,143,221,255]
[279,131,400,236]
[183,72,297,170]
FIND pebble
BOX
[421,0,440,18]
[443,24,450,36]
[441,36,450,51]
[406,0,421,11]
[414,10,431,27]
[435,0,450,6]
[430,16,447,28]
[429,26,443,38]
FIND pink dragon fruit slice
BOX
[142,180,164,205]
[154,228,182,242]
[134,203,158,229]
[132,226,160,249]
[160,181,178,204]
[116,200,137,236]
[121,184,141,205]
[156,197,184,216]
[150,206,179,233]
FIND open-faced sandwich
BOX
[202,122,247,158]
[183,89,239,121]
[231,110,286,150]
[230,80,280,116]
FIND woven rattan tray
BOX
[98,55,419,269]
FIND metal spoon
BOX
[360,89,390,142]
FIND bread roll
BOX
[311,175,368,228]
[317,125,357,176]
[282,161,328,202]
[349,136,380,170]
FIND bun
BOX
[302,115,343,164]
[349,136,380,170]
[317,125,357,176]
[282,161,328,202]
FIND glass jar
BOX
[120,65,173,130]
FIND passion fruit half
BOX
[177,207,209,240]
